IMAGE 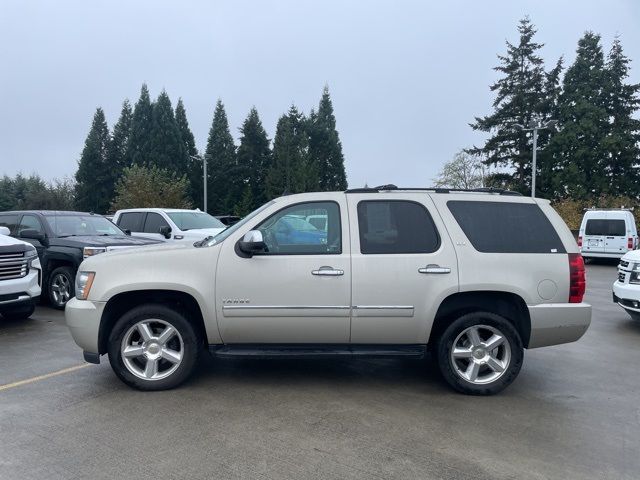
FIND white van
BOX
[578,209,638,259]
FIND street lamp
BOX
[189,154,210,213]
[513,119,558,197]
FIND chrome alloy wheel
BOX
[50,273,71,306]
[450,324,511,385]
[120,319,184,381]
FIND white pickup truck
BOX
[66,187,591,395]
[0,226,41,319]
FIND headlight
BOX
[630,272,640,285]
[75,271,95,300]
[632,263,640,272]
[83,247,107,259]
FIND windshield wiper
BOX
[57,234,78,238]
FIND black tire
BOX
[435,312,523,395]
[47,266,75,310]
[1,302,35,320]
[107,304,202,391]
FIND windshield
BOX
[199,201,275,247]
[46,215,124,237]
[167,211,225,231]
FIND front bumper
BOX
[65,297,105,357]
[527,303,591,348]
[0,269,41,312]
[612,280,640,312]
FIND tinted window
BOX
[256,202,341,254]
[19,215,44,234]
[118,212,145,232]
[0,214,20,235]
[448,201,566,254]
[357,201,440,254]
[143,213,170,234]
[585,219,626,236]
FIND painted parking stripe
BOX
[0,364,90,392]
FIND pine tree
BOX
[602,37,640,196]
[550,32,609,199]
[75,108,111,213]
[266,106,312,198]
[148,90,185,173]
[468,17,548,194]
[128,84,154,167]
[105,99,133,206]
[308,86,347,190]
[236,107,271,209]
[205,100,237,213]
[175,99,203,209]
[537,57,563,198]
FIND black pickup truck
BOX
[0,211,162,309]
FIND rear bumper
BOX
[527,303,591,348]
[65,297,105,355]
[580,251,626,259]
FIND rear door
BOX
[347,193,458,344]
[116,212,148,239]
[583,217,608,254]
[603,216,628,255]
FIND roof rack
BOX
[345,185,521,196]
[584,207,634,212]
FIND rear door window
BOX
[585,219,626,236]
[117,212,145,232]
[448,201,566,254]
[357,200,440,254]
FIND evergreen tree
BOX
[266,106,312,198]
[205,100,237,213]
[175,99,202,208]
[308,86,347,190]
[602,37,640,196]
[468,17,548,194]
[236,107,271,209]
[148,90,185,173]
[105,99,133,206]
[128,84,154,167]
[75,108,111,213]
[550,32,609,199]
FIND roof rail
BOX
[345,185,521,196]
[584,207,634,212]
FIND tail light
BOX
[628,238,634,250]
[568,253,586,303]
[577,236,582,247]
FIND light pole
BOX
[513,119,557,197]
[189,154,210,212]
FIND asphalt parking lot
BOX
[1,262,639,480]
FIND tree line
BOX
[73,85,347,215]
[458,17,640,200]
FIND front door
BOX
[347,194,458,344]
[215,198,351,344]
[17,214,47,257]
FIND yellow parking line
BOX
[0,363,90,392]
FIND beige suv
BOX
[65,186,591,395]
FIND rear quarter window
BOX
[447,200,566,254]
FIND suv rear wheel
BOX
[436,312,523,395]
[107,304,201,390]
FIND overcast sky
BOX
[1,1,639,189]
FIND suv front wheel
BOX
[436,312,523,395]
[107,304,201,390]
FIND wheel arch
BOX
[429,291,532,348]
[98,289,207,354]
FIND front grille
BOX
[0,252,28,281]
[619,271,626,283]
[620,260,630,268]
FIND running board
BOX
[209,344,426,359]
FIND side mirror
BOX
[19,229,46,243]
[124,229,131,236]
[0,226,10,236]
[238,230,267,256]
[159,226,172,239]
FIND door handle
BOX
[312,266,344,276]
[418,264,451,274]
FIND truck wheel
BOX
[1,303,35,320]
[107,304,201,391]
[48,266,75,309]
[436,312,523,395]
